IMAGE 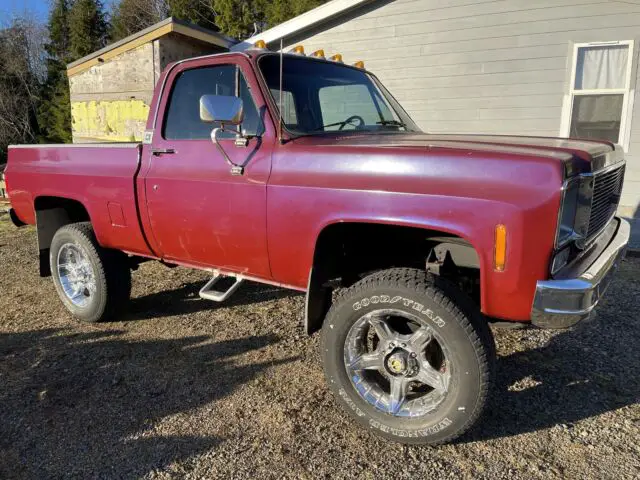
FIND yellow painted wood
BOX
[71,99,150,142]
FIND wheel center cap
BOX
[386,352,408,374]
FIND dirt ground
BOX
[0,213,639,479]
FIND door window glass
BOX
[239,74,264,136]
[163,65,263,139]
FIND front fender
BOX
[269,187,557,322]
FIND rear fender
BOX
[34,197,91,277]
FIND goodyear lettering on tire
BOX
[352,295,446,328]
[368,417,452,437]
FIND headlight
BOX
[555,175,593,249]
[552,174,594,274]
[556,178,579,247]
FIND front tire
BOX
[321,268,494,445]
[50,222,131,322]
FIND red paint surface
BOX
[5,52,617,322]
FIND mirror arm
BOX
[211,126,245,176]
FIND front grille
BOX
[586,164,625,241]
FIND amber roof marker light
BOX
[353,60,365,69]
[310,49,326,58]
[494,224,507,272]
[252,39,267,50]
[290,45,305,55]
[329,54,343,63]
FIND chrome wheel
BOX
[344,309,452,417]
[57,242,97,308]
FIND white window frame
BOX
[560,40,635,151]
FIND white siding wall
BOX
[284,0,640,241]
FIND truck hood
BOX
[293,132,621,175]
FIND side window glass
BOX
[270,89,298,128]
[163,65,235,140]
[239,74,264,136]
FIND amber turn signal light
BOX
[494,224,507,272]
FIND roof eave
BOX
[67,17,237,77]
[232,0,374,51]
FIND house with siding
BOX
[234,0,640,245]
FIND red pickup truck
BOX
[5,48,630,444]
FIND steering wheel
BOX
[339,115,365,130]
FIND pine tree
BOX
[38,0,73,143]
[168,0,217,31]
[38,0,109,143]
[263,0,326,28]
[69,0,108,59]
[110,0,165,42]
[211,0,264,39]
[211,0,327,39]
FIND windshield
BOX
[258,54,420,136]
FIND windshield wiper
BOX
[376,119,407,128]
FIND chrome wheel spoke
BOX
[408,326,433,351]
[57,243,95,307]
[70,290,85,302]
[345,308,451,418]
[349,351,383,371]
[368,313,394,343]
[415,361,447,393]
[389,377,409,414]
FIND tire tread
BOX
[52,222,131,322]
[323,267,493,445]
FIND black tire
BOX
[321,268,494,445]
[49,222,131,322]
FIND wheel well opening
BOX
[34,197,91,277]
[305,223,481,334]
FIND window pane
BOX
[259,55,419,134]
[569,94,623,143]
[575,45,628,90]
[164,65,235,140]
[239,74,263,136]
[270,89,298,127]
[319,84,380,130]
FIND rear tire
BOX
[321,268,494,445]
[50,222,131,322]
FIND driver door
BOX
[143,57,273,279]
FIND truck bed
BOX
[5,143,153,257]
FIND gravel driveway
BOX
[0,214,639,479]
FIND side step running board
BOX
[199,272,244,302]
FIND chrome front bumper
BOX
[531,218,630,328]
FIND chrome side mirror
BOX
[200,95,247,176]
[199,95,244,125]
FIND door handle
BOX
[151,148,175,156]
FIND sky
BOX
[0,0,50,23]
[0,0,117,25]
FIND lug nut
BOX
[410,352,417,358]
[401,343,406,348]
